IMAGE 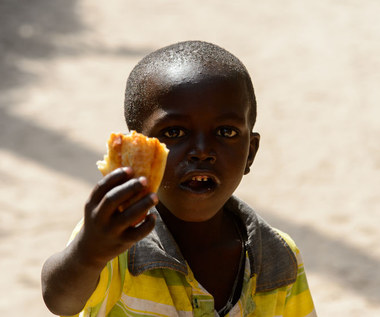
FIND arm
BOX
[41,167,157,316]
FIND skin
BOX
[41,61,260,315]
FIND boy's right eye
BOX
[163,127,186,138]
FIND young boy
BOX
[42,41,317,317]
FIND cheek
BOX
[158,167,174,191]
[163,143,188,169]
[158,153,182,190]
[227,142,250,167]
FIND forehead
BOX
[145,61,250,107]
[141,62,251,131]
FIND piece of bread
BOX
[97,131,168,223]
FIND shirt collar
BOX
[128,211,188,275]
[128,196,297,291]
[224,196,298,292]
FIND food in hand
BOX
[97,131,168,224]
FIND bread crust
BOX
[97,131,168,193]
[97,131,168,224]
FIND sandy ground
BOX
[1,1,379,316]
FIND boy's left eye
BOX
[217,127,238,138]
[163,127,186,138]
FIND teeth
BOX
[192,176,209,182]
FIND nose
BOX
[187,134,216,164]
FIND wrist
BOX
[69,229,108,272]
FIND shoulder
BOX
[273,228,299,255]
[226,197,299,292]
[255,218,299,292]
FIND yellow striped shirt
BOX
[67,196,317,317]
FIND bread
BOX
[97,131,168,223]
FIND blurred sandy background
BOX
[1,1,379,316]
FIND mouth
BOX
[180,172,220,194]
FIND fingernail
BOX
[139,176,147,186]
[150,193,158,204]
[123,167,132,174]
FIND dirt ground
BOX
[1,1,379,316]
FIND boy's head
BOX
[124,41,257,132]
[124,41,260,222]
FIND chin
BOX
[178,214,216,223]
[159,199,225,223]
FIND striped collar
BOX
[128,196,297,292]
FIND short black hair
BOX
[124,40,257,131]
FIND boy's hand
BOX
[78,167,157,268]
[41,167,157,315]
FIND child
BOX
[42,41,317,317]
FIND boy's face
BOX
[141,64,259,222]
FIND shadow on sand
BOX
[0,0,151,91]
[0,0,84,91]
[0,0,151,182]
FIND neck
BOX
[156,203,230,251]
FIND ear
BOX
[244,132,260,175]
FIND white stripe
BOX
[305,309,318,317]
[120,293,193,317]
[96,292,109,317]
[295,251,304,267]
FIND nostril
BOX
[188,154,216,163]
[206,156,216,163]
[189,156,200,162]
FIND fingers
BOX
[97,192,157,250]
[95,176,149,223]
[113,193,158,231]
[83,167,159,255]
[86,167,134,210]
[121,213,157,242]
[79,167,160,266]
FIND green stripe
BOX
[88,301,104,317]
[286,270,309,299]
[106,261,113,288]
[119,251,128,287]
[192,295,215,317]
[142,269,190,287]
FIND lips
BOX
[180,171,220,193]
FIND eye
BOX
[163,127,186,138]
[217,127,238,138]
